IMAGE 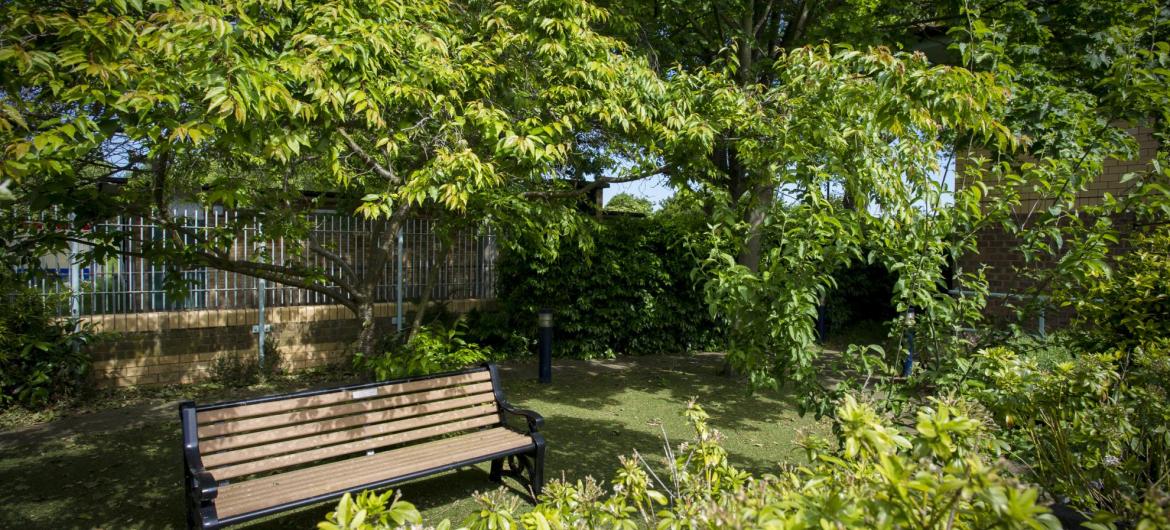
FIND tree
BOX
[594,0,956,272]
[604,192,653,214]
[593,0,1170,397]
[672,45,1012,391]
[0,0,690,357]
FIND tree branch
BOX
[338,127,400,184]
[753,0,776,37]
[190,248,360,313]
[307,232,358,284]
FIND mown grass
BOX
[0,354,826,528]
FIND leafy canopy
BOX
[0,0,691,228]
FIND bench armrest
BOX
[501,401,544,433]
[181,401,218,502]
[188,467,219,501]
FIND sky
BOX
[603,175,675,208]
[600,153,958,210]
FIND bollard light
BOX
[538,308,553,384]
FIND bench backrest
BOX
[185,366,501,482]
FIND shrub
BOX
[996,331,1077,369]
[319,490,422,530]
[208,335,282,387]
[604,192,653,215]
[1066,226,1170,351]
[355,321,491,380]
[0,288,97,408]
[497,215,721,359]
[323,398,1062,529]
[966,344,1170,526]
[461,308,530,357]
[949,226,1170,524]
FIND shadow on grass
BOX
[0,420,185,528]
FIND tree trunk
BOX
[737,182,776,272]
[355,298,379,359]
[407,236,452,342]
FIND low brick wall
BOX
[84,300,492,387]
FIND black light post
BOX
[538,308,553,383]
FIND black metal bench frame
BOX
[180,363,545,529]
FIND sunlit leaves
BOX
[338,399,1061,529]
[691,44,1013,393]
[0,0,678,229]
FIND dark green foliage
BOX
[0,288,96,408]
[462,308,530,357]
[496,216,721,359]
[208,336,283,388]
[823,261,897,336]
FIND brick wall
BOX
[956,124,1159,329]
[83,300,492,387]
[957,124,1159,212]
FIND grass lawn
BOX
[0,354,826,528]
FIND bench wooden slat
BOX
[199,392,497,453]
[214,429,523,510]
[202,402,499,468]
[213,427,532,519]
[181,364,546,529]
[196,370,492,423]
[208,414,500,481]
[198,381,495,439]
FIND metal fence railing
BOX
[29,208,497,316]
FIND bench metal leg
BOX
[186,502,199,530]
[186,498,219,530]
[186,500,218,530]
[489,458,504,483]
[184,469,201,530]
[184,478,218,530]
[493,446,544,501]
[531,433,546,499]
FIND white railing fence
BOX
[28,208,498,317]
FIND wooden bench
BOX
[180,363,545,529]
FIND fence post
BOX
[253,222,270,368]
[68,214,81,324]
[257,276,267,367]
[396,225,404,333]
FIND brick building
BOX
[956,124,1160,330]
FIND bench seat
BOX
[181,364,545,529]
[214,427,534,519]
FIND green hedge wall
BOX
[494,215,722,359]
